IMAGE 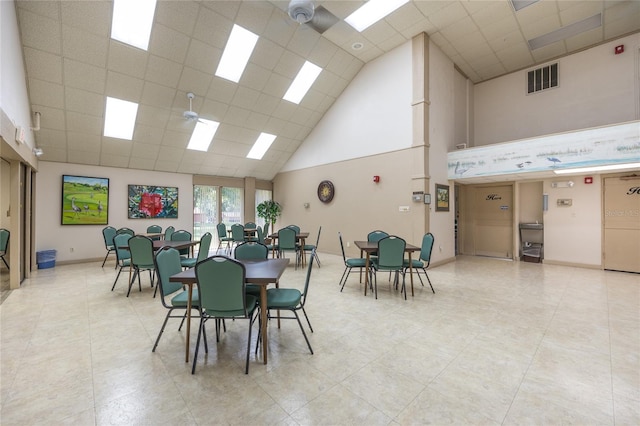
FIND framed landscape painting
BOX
[435,183,450,212]
[128,185,178,219]
[61,175,109,225]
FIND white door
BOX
[603,176,640,273]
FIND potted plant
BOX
[256,200,282,236]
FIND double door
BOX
[603,176,640,273]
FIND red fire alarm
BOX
[615,45,624,55]
[584,176,593,184]
[373,175,380,183]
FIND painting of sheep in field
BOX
[127,185,178,219]
[62,175,109,225]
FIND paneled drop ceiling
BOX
[15,1,640,180]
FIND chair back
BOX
[146,225,162,233]
[216,223,227,239]
[278,227,297,250]
[195,256,248,316]
[367,230,388,243]
[117,227,135,236]
[256,227,265,244]
[196,232,212,263]
[234,242,268,260]
[164,226,175,240]
[420,233,435,265]
[244,222,257,229]
[128,235,155,267]
[338,232,347,263]
[286,224,300,234]
[314,226,322,247]
[230,223,245,243]
[377,236,406,269]
[171,230,192,255]
[113,233,132,263]
[102,226,116,249]
[300,248,316,305]
[154,247,184,302]
[262,222,269,237]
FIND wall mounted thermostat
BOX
[424,194,431,204]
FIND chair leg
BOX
[424,269,435,293]
[301,306,313,332]
[152,310,173,352]
[293,311,313,354]
[101,250,111,268]
[245,313,255,374]
[126,269,138,297]
[192,317,206,374]
[339,267,349,291]
[1,256,9,270]
[111,266,123,291]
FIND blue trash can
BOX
[37,250,57,269]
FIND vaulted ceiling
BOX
[15,1,640,180]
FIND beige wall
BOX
[274,149,430,259]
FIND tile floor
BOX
[0,253,638,425]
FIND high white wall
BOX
[35,161,193,263]
[474,33,640,145]
[281,42,413,172]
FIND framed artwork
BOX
[61,175,109,225]
[435,184,450,212]
[128,185,178,219]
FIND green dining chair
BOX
[216,223,233,254]
[101,226,117,268]
[111,233,132,293]
[234,242,269,296]
[116,227,135,236]
[127,235,156,297]
[403,232,435,293]
[230,223,245,249]
[164,225,175,241]
[303,226,322,267]
[0,228,10,270]
[180,232,212,270]
[277,227,300,269]
[146,224,163,240]
[370,235,406,299]
[338,232,366,292]
[192,256,259,374]
[265,248,316,355]
[152,246,204,352]
[171,230,192,257]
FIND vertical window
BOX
[221,187,243,226]
[193,185,218,240]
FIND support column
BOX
[411,33,430,241]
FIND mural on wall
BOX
[61,175,109,225]
[448,121,640,179]
[128,185,178,219]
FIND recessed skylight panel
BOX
[215,25,259,83]
[345,0,409,32]
[111,0,157,51]
[283,61,322,104]
[187,119,220,152]
[247,133,276,160]
[103,97,138,140]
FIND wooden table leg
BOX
[185,284,192,362]
[260,285,268,364]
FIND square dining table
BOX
[268,232,310,265]
[354,240,421,297]
[169,258,290,364]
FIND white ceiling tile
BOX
[360,20,398,46]
[177,67,213,97]
[28,79,65,109]
[161,130,190,149]
[193,7,233,49]
[287,27,321,58]
[201,98,230,122]
[67,132,101,152]
[128,158,157,171]
[16,1,60,20]
[157,146,185,162]
[106,71,145,102]
[235,1,274,35]
[206,78,238,104]
[101,153,130,168]
[68,150,100,165]
[101,138,133,156]
[262,9,296,48]
[34,128,66,148]
[261,73,290,98]
[565,28,604,51]
[149,24,191,64]
[63,58,107,94]
[130,142,160,160]
[428,2,470,29]
[240,63,272,92]
[17,8,62,54]
[133,124,165,145]
[30,105,65,131]
[386,2,426,33]
[107,41,149,79]
[144,55,183,88]
[141,82,177,109]
[66,111,102,135]
[154,160,180,172]
[23,47,63,84]
[231,87,262,110]
[531,41,568,62]
[155,0,200,37]
[60,0,111,36]
[64,88,104,116]
[495,42,536,71]
[184,39,220,74]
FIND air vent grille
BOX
[527,63,558,94]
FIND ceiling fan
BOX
[287,0,338,34]
[183,92,200,122]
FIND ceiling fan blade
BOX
[306,6,338,34]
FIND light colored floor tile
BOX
[1,253,638,425]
